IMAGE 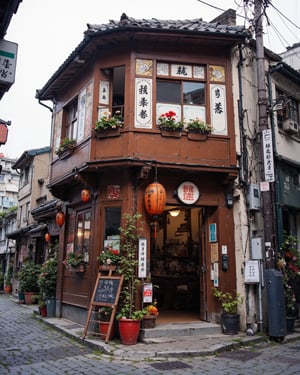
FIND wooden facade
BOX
[37,14,250,324]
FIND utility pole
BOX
[254,0,275,269]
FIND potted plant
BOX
[97,246,120,271]
[4,265,13,293]
[186,118,211,133]
[142,300,159,329]
[38,255,58,317]
[98,307,115,340]
[213,287,243,334]
[94,110,123,131]
[63,252,84,272]
[55,137,76,155]
[157,110,184,135]
[37,295,47,317]
[18,262,41,304]
[116,213,147,345]
[4,274,12,294]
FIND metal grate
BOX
[150,361,192,371]
[218,350,261,362]
[275,355,300,365]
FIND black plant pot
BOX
[221,314,240,335]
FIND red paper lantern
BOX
[144,182,166,216]
[45,233,50,242]
[81,189,90,202]
[56,212,65,227]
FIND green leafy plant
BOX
[63,252,84,267]
[18,262,41,292]
[157,110,184,130]
[38,256,57,298]
[55,137,76,154]
[94,110,123,130]
[186,118,211,133]
[213,287,243,315]
[99,307,113,322]
[116,213,147,320]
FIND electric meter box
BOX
[248,183,261,210]
[251,237,263,260]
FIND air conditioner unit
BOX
[283,119,299,134]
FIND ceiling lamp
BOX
[169,209,180,217]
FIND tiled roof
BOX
[85,13,249,36]
[37,13,251,100]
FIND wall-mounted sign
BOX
[138,238,147,278]
[0,40,18,86]
[176,181,200,205]
[262,129,275,182]
[244,260,260,283]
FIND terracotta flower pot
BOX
[118,318,141,345]
[24,292,36,304]
[99,321,115,340]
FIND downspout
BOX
[267,64,283,250]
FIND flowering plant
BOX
[55,137,76,154]
[38,256,57,297]
[94,110,122,130]
[97,248,120,266]
[144,300,159,316]
[186,118,211,133]
[157,110,184,130]
[278,235,300,317]
[63,252,84,267]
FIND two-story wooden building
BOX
[36,12,251,324]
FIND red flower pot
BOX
[118,318,141,345]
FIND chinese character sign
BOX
[135,78,152,128]
[0,40,18,86]
[177,181,200,205]
[138,238,147,278]
[262,129,275,182]
[210,84,227,135]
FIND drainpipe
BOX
[267,64,283,249]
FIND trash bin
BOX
[265,268,286,338]
[46,297,56,318]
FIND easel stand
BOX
[82,268,123,343]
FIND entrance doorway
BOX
[151,207,207,322]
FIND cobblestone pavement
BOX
[1,294,300,374]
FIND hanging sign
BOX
[262,129,275,182]
[176,181,200,205]
[0,40,18,86]
[138,238,147,278]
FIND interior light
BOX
[169,209,180,217]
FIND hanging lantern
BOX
[56,211,65,227]
[81,189,90,202]
[45,233,50,242]
[144,182,166,216]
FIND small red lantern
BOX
[56,211,65,227]
[81,189,90,202]
[144,182,166,216]
[45,233,50,242]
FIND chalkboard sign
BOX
[94,277,121,304]
[83,273,123,342]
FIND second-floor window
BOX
[65,100,78,140]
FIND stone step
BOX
[140,321,222,342]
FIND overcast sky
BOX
[0,0,299,159]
